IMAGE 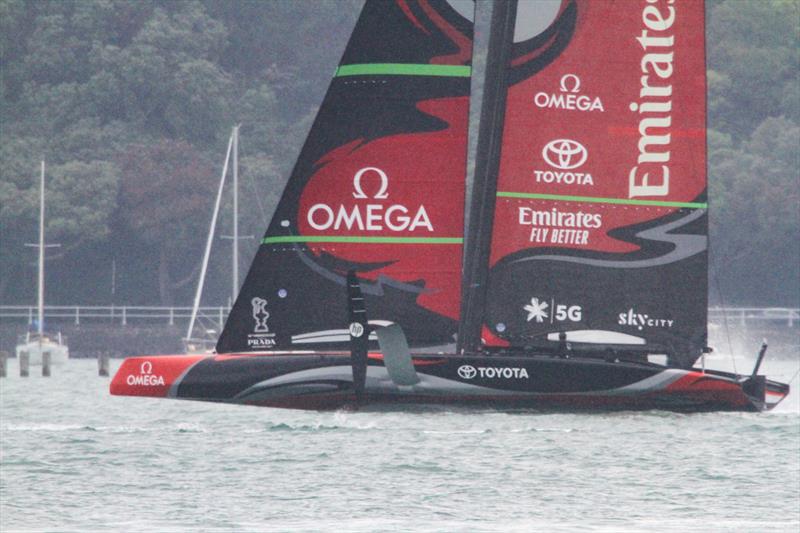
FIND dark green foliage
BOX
[708,0,800,304]
[1,0,358,305]
[0,0,797,306]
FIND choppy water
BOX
[1,357,798,532]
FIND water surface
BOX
[1,358,798,532]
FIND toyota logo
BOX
[457,365,477,379]
[542,139,588,170]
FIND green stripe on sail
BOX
[335,63,471,77]
[496,192,707,209]
[263,235,463,245]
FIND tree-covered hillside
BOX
[1,0,798,307]
[1,0,360,305]
[706,0,799,305]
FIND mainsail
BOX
[217,0,474,353]
[461,0,707,367]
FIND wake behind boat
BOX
[111,0,789,412]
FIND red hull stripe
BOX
[110,355,206,398]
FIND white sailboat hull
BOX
[15,340,69,366]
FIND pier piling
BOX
[0,351,7,378]
[42,351,51,377]
[20,351,30,377]
[98,353,110,377]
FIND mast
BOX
[221,124,251,305]
[25,161,60,337]
[186,131,234,341]
[457,1,517,354]
[37,160,45,336]
[231,124,239,302]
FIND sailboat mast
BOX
[186,131,234,341]
[457,1,517,354]
[37,160,45,336]
[232,124,239,302]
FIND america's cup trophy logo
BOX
[251,297,270,333]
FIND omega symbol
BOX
[352,167,389,199]
[559,73,581,93]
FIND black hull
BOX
[111,352,789,413]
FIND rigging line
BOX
[711,255,737,376]
[187,132,233,341]
[237,133,270,226]
[787,366,800,386]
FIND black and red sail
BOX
[462,0,707,366]
[217,1,473,353]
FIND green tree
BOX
[115,139,216,305]
[707,0,800,305]
[708,0,800,141]
[710,117,800,304]
[0,151,119,300]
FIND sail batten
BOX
[496,192,707,209]
[262,236,463,245]
[335,63,471,77]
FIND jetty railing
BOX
[707,307,798,327]
[0,305,797,328]
[0,305,231,329]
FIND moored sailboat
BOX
[183,125,250,353]
[111,0,789,412]
[16,161,70,366]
